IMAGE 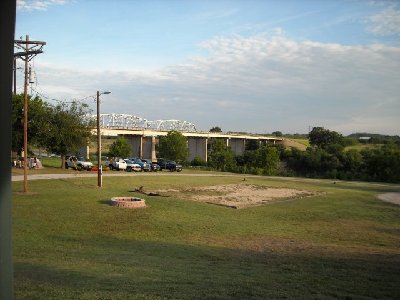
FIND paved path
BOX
[11,172,239,182]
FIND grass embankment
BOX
[12,174,400,299]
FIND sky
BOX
[15,0,400,135]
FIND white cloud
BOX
[23,34,400,134]
[367,7,400,35]
[17,0,67,12]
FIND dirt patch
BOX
[377,193,400,206]
[156,184,318,209]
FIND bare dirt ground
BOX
[377,193,400,206]
[156,184,318,209]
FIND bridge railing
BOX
[94,113,197,132]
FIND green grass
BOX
[291,138,310,147]
[12,173,400,299]
[345,143,382,152]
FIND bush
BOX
[191,156,207,166]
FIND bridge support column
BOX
[228,138,246,156]
[188,137,208,162]
[142,136,153,159]
[78,145,90,159]
[126,135,143,158]
[151,136,157,161]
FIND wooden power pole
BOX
[14,35,46,193]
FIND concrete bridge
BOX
[89,128,282,162]
[87,114,283,162]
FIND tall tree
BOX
[208,139,236,171]
[255,146,280,175]
[43,101,94,168]
[158,130,187,161]
[108,137,131,158]
[309,127,344,149]
[12,94,51,154]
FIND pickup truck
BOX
[124,159,142,172]
[65,156,93,171]
[107,158,127,171]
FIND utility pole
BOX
[14,35,46,193]
[97,91,102,188]
[96,91,111,188]
[13,58,16,95]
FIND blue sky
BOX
[15,0,400,134]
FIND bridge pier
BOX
[228,138,246,156]
[188,137,208,162]
[78,145,90,159]
[142,136,153,159]
[126,135,143,158]
[151,136,157,162]
[125,135,157,160]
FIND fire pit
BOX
[110,197,146,208]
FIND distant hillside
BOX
[282,138,308,151]
[347,133,399,144]
[347,132,399,139]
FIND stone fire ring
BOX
[110,197,146,208]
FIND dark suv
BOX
[157,158,182,172]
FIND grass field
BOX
[12,173,400,299]
[345,143,382,152]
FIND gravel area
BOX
[377,193,400,205]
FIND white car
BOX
[108,158,127,171]
[65,156,93,171]
[124,159,142,172]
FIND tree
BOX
[272,131,283,137]
[12,94,51,154]
[208,139,236,171]
[210,126,222,133]
[108,137,131,158]
[43,101,94,168]
[158,130,188,162]
[245,139,260,151]
[309,127,344,149]
[255,146,280,175]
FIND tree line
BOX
[189,127,400,183]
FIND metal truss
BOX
[97,113,197,132]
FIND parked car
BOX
[166,160,183,172]
[129,157,151,171]
[108,158,127,171]
[65,156,93,171]
[142,159,160,172]
[124,159,142,172]
[157,158,182,172]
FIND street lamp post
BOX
[96,90,111,187]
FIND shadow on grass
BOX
[14,236,400,300]
[98,199,112,205]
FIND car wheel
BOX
[109,164,113,170]
[65,163,69,169]
[77,164,83,171]
[127,166,132,172]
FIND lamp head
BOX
[101,91,111,95]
